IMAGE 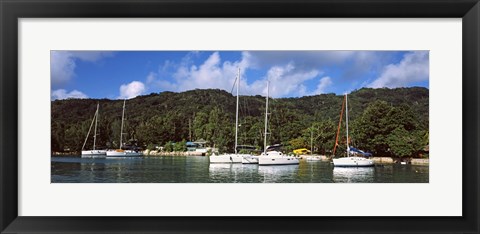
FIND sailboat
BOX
[210,68,253,164]
[258,81,299,166]
[332,94,374,167]
[106,99,143,158]
[81,103,106,158]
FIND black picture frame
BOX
[1,0,478,233]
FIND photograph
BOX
[2,0,477,232]
[50,50,429,183]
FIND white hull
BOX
[106,150,143,158]
[81,150,107,158]
[258,151,299,165]
[241,155,259,164]
[333,157,374,167]
[259,156,299,165]
[209,154,243,163]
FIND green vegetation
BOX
[51,87,429,157]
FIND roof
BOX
[349,147,372,157]
[193,139,208,144]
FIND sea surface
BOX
[51,156,429,183]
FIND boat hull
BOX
[241,155,259,164]
[209,154,243,163]
[305,156,321,161]
[81,150,107,158]
[258,156,299,165]
[333,157,374,167]
[106,150,143,158]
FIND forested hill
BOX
[52,87,429,157]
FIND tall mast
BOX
[234,68,240,154]
[93,103,99,150]
[264,80,269,154]
[346,93,349,156]
[119,99,126,149]
[189,118,192,142]
[332,95,345,156]
[310,127,313,155]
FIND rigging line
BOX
[230,75,238,95]
[82,107,98,151]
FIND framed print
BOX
[1,0,479,233]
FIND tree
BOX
[387,128,424,157]
[164,141,174,152]
[50,88,429,156]
[289,137,308,151]
[206,107,233,153]
[174,139,187,152]
[353,101,394,156]
[353,101,424,157]
[311,120,336,155]
[193,111,209,141]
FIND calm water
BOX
[51,156,429,183]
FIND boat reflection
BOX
[80,157,144,182]
[258,165,299,183]
[209,164,259,183]
[333,166,375,183]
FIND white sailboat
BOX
[81,103,106,158]
[106,99,143,158]
[210,68,252,164]
[258,81,299,166]
[333,94,374,167]
[241,153,259,164]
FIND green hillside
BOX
[51,87,429,157]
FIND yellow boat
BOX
[293,148,311,155]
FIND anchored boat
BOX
[258,81,299,166]
[210,68,255,164]
[81,103,106,158]
[106,99,143,158]
[332,94,374,167]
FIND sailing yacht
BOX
[81,103,106,158]
[106,99,143,158]
[258,81,299,166]
[210,68,253,164]
[332,94,374,167]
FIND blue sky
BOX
[50,51,429,100]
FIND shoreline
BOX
[301,155,429,165]
[144,150,205,156]
[51,152,429,165]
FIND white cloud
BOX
[51,51,114,87]
[248,51,402,85]
[311,76,333,95]
[145,51,424,97]
[119,81,145,99]
[151,52,247,94]
[146,72,157,84]
[51,89,88,100]
[51,52,76,85]
[147,52,320,98]
[249,63,320,97]
[368,51,429,88]
[247,51,354,69]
